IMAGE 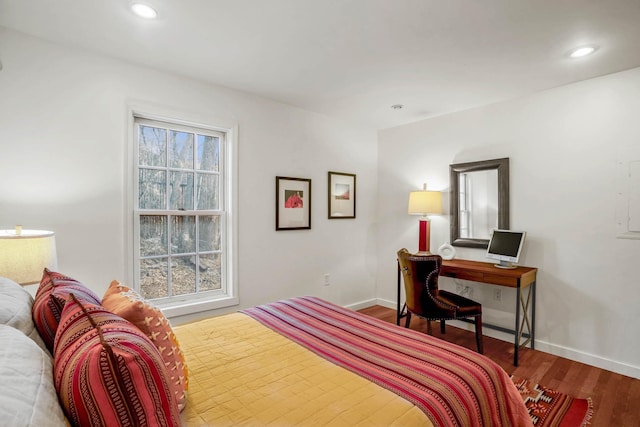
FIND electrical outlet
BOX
[323,273,330,286]
[494,289,501,301]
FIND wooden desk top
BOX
[441,258,537,288]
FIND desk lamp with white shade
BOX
[0,226,58,285]
[408,184,443,254]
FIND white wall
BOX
[377,67,640,378]
[0,28,379,322]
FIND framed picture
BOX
[328,171,356,219]
[276,176,311,230]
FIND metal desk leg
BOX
[514,282,536,366]
[514,284,521,366]
[396,262,401,325]
[531,281,536,350]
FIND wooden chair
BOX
[397,248,484,353]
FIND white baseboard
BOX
[376,298,397,310]
[534,340,640,379]
[344,298,379,311]
[365,298,640,379]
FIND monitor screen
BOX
[486,230,526,268]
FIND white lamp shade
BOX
[0,229,57,285]
[408,190,443,215]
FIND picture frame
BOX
[276,176,312,230]
[328,171,356,219]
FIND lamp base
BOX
[418,218,431,253]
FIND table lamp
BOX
[0,226,58,285]
[408,184,442,253]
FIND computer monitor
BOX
[486,229,526,269]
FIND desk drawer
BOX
[441,268,484,282]
[483,274,518,287]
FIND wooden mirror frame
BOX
[450,157,510,248]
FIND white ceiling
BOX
[1,0,640,130]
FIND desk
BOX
[396,258,537,366]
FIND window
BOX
[131,115,237,313]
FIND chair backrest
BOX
[397,248,442,317]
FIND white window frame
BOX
[126,104,238,318]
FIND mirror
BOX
[450,158,509,248]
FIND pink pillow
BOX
[32,269,101,351]
[53,294,181,427]
[102,280,188,411]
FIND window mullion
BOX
[192,134,200,293]
[195,216,200,294]
[165,130,172,299]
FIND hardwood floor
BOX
[358,305,640,427]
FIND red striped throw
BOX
[243,296,532,427]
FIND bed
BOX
[0,273,531,426]
[175,296,532,426]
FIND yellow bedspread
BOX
[175,312,432,427]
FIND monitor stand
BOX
[494,260,517,269]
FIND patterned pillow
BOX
[102,280,188,411]
[32,269,101,351]
[53,294,181,427]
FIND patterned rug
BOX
[512,376,593,427]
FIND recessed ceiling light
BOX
[131,3,158,19]
[391,104,404,110]
[568,45,598,58]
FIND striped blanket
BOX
[243,296,532,427]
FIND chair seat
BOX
[437,290,482,317]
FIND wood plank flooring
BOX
[358,305,640,427]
